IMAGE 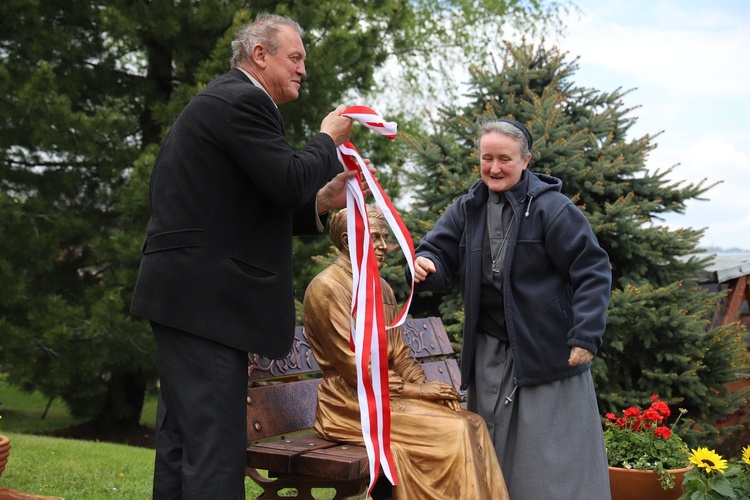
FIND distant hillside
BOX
[699,246,750,255]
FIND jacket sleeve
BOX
[213,88,341,209]
[292,198,327,236]
[413,201,465,292]
[545,202,612,353]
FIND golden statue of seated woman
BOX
[303,208,509,499]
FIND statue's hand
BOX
[440,399,462,412]
[418,381,459,401]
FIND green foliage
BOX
[404,40,750,443]
[601,281,749,446]
[606,424,689,484]
[682,465,750,499]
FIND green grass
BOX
[0,431,316,499]
[0,431,154,498]
[0,378,339,498]
[0,379,158,498]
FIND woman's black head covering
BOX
[498,119,533,150]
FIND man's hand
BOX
[317,162,375,214]
[317,170,357,214]
[413,256,436,283]
[320,105,353,146]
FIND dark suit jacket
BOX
[131,69,341,358]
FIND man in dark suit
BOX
[130,12,356,499]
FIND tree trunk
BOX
[94,370,148,428]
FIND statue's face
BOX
[369,217,389,270]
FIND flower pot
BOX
[0,435,10,477]
[609,465,692,500]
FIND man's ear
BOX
[341,232,349,252]
[251,44,267,68]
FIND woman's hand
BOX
[413,256,436,283]
[568,346,594,366]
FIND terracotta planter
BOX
[0,435,10,477]
[609,465,692,500]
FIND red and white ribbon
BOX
[336,106,416,493]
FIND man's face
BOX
[264,25,306,104]
[479,132,530,193]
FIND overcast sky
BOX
[549,0,750,252]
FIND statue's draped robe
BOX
[303,257,509,500]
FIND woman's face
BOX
[369,217,389,270]
[479,132,531,193]
[338,214,389,269]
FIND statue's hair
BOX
[330,208,385,252]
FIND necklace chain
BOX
[487,202,514,274]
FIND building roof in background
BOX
[685,254,750,284]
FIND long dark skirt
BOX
[468,333,611,500]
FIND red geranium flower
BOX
[654,426,672,439]
[643,408,664,424]
[651,401,671,418]
[623,407,641,418]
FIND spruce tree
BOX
[404,42,749,444]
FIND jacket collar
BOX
[229,67,277,107]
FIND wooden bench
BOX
[245,317,461,499]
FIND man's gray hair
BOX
[230,13,303,67]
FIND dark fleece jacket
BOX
[415,170,612,389]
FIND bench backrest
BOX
[247,317,459,443]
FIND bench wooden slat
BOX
[247,379,320,442]
[298,444,369,480]
[247,360,460,443]
[246,434,337,473]
[421,359,461,392]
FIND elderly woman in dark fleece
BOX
[413,119,613,499]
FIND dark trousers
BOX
[151,322,248,499]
